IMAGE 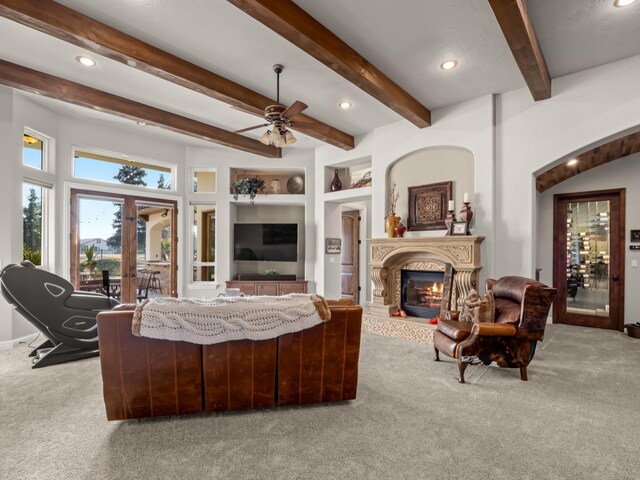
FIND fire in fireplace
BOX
[401,270,445,318]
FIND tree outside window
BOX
[23,184,43,265]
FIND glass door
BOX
[71,190,177,303]
[553,190,624,330]
[71,194,124,300]
[131,201,177,301]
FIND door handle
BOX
[612,274,619,282]
[122,273,128,278]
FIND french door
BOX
[552,189,625,331]
[70,189,178,303]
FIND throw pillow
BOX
[458,289,495,323]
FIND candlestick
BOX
[448,200,455,211]
[459,202,473,235]
[444,209,456,236]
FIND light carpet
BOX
[1,324,639,480]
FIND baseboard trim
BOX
[0,333,40,351]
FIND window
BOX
[192,169,216,193]
[22,183,47,266]
[73,150,174,191]
[192,205,215,282]
[23,132,45,170]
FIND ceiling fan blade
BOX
[282,101,308,120]
[234,124,269,133]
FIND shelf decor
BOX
[385,182,400,238]
[232,176,266,205]
[330,169,342,191]
[408,181,452,231]
[350,169,372,189]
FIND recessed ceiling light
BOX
[614,0,636,7]
[76,56,97,67]
[440,60,458,71]
[339,101,352,110]
[137,121,147,126]
[567,158,579,166]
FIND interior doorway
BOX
[552,189,625,330]
[70,189,178,303]
[341,210,360,304]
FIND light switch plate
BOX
[632,259,638,268]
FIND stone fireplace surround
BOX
[365,236,484,342]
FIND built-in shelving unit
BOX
[230,167,306,197]
[323,157,372,196]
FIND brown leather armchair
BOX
[434,276,557,383]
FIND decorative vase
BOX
[385,214,400,238]
[330,169,342,191]
[459,203,473,223]
[395,222,406,238]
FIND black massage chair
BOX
[0,261,119,368]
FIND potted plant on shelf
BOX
[232,176,266,205]
[385,183,401,238]
[82,244,98,275]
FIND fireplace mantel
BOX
[367,236,484,317]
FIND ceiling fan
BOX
[235,64,308,147]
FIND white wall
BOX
[388,147,474,234]
[537,152,640,323]
[496,55,640,278]
[0,88,17,343]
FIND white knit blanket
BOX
[132,294,331,345]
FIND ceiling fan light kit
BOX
[236,64,308,148]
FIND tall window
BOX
[22,183,45,266]
[73,150,174,191]
[192,205,216,282]
[23,132,44,170]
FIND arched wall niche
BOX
[386,146,474,236]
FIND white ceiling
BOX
[1,0,639,152]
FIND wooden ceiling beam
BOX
[488,0,551,101]
[227,0,431,128]
[536,131,640,192]
[0,0,354,150]
[0,59,280,158]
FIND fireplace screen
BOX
[401,270,445,318]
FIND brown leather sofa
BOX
[97,300,363,420]
[434,276,557,383]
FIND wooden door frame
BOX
[552,188,625,331]
[70,189,178,302]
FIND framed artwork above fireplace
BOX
[407,181,452,231]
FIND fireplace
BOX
[367,236,484,318]
[401,270,445,318]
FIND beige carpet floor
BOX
[1,324,639,480]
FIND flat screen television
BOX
[234,223,298,262]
